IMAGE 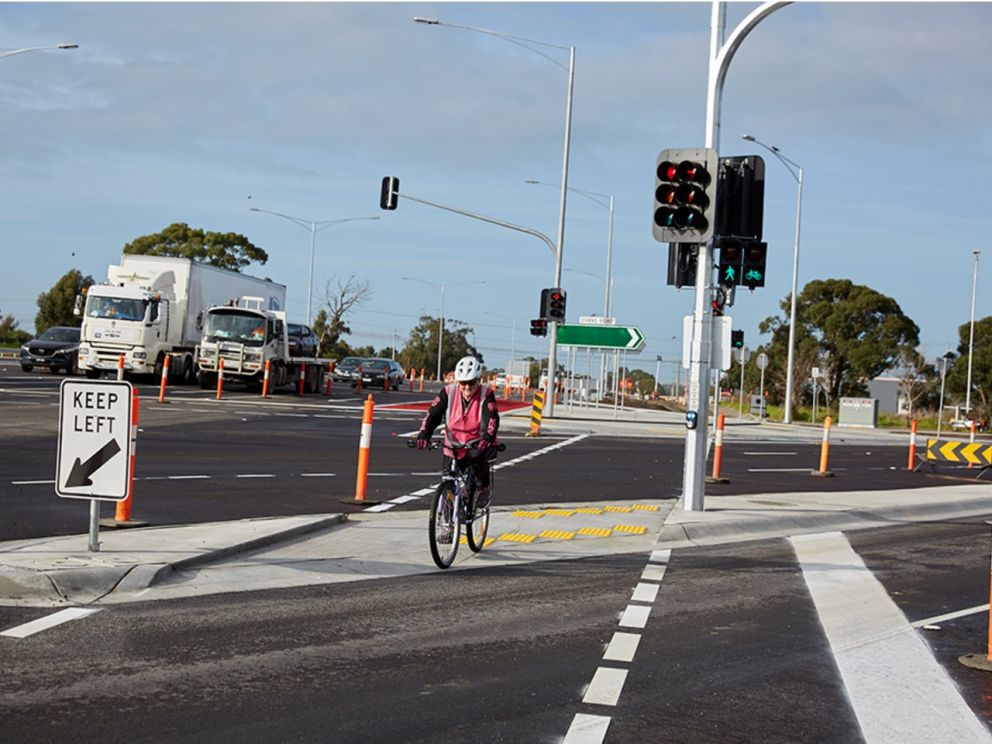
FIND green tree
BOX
[0,308,31,346]
[946,316,992,423]
[399,316,482,378]
[760,279,919,410]
[36,269,94,334]
[123,223,267,271]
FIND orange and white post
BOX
[262,359,272,398]
[325,362,334,395]
[115,389,140,523]
[419,368,425,392]
[157,355,171,402]
[117,353,125,381]
[907,418,918,469]
[354,394,375,502]
[708,412,728,483]
[216,358,225,400]
[409,367,416,393]
[297,363,306,396]
[812,416,834,477]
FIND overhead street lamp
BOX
[415,16,574,417]
[402,277,486,382]
[249,208,379,324]
[0,43,78,60]
[966,249,981,415]
[742,133,804,425]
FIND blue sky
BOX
[2,2,990,382]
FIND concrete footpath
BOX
[3,483,991,608]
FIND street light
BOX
[402,277,486,382]
[249,208,379,323]
[415,16,574,417]
[742,133,804,424]
[966,249,981,415]
[525,180,614,320]
[0,43,78,60]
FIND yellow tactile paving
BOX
[577,527,613,538]
[603,505,632,513]
[632,504,660,512]
[614,524,648,535]
[574,507,605,515]
[459,536,496,547]
[499,532,538,544]
[539,529,576,541]
[542,508,576,516]
[512,510,546,519]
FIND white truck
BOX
[196,297,324,392]
[76,255,286,382]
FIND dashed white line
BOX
[12,480,55,485]
[562,714,612,744]
[235,474,276,479]
[300,472,336,478]
[631,582,659,603]
[618,604,651,629]
[582,667,628,706]
[603,632,641,663]
[168,475,210,480]
[1,608,101,638]
[911,603,990,628]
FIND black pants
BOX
[442,452,491,489]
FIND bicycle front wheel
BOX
[429,482,460,569]
[466,496,490,553]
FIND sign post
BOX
[57,379,134,551]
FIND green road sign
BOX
[556,324,645,350]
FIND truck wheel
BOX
[154,356,165,381]
[180,357,195,385]
[197,371,215,390]
[85,369,101,379]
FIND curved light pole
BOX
[966,249,981,415]
[742,134,804,425]
[0,43,78,60]
[415,16,574,417]
[249,208,379,323]
[403,277,486,381]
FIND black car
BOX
[21,326,81,374]
[354,358,405,390]
[332,356,365,383]
[287,323,319,357]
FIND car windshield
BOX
[340,357,362,367]
[365,361,389,371]
[86,296,147,322]
[287,324,305,336]
[202,311,266,347]
[38,327,80,343]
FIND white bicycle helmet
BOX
[454,355,482,382]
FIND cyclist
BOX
[415,356,500,509]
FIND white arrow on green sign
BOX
[556,324,645,350]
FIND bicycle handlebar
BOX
[406,439,506,453]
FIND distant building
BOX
[867,376,908,415]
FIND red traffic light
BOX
[657,161,678,181]
[677,160,710,185]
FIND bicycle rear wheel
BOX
[429,482,460,569]
[466,493,489,553]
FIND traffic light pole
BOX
[682,0,787,512]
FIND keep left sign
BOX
[57,379,133,501]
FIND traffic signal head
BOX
[666,243,698,288]
[717,239,743,287]
[731,329,744,348]
[540,287,566,321]
[741,242,767,289]
[715,156,765,241]
[530,318,548,337]
[379,176,400,210]
[653,148,718,244]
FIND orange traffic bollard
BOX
[409,367,415,393]
[907,418,918,470]
[419,368,425,392]
[356,365,363,394]
[708,413,729,484]
[812,416,834,477]
[262,359,271,398]
[354,394,374,502]
[326,362,334,395]
[216,358,225,400]
[117,353,125,381]
[158,354,171,403]
[298,363,307,396]
[111,389,146,527]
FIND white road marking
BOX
[12,480,55,485]
[603,632,641,663]
[1,608,101,638]
[235,474,276,479]
[363,503,394,513]
[582,667,627,706]
[168,475,210,480]
[748,467,815,473]
[618,604,651,629]
[911,603,990,629]
[649,548,671,564]
[791,531,992,743]
[390,495,421,504]
[641,564,666,582]
[562,714,611,744]
[300,473,336,478]
[744,451,797,456]
[631,582,659,603]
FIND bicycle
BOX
[408,438,505,569]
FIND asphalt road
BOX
[2,520,991,743]
[1,365,983,541]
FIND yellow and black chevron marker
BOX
[926,438,992,465]
[526,391,545,437]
